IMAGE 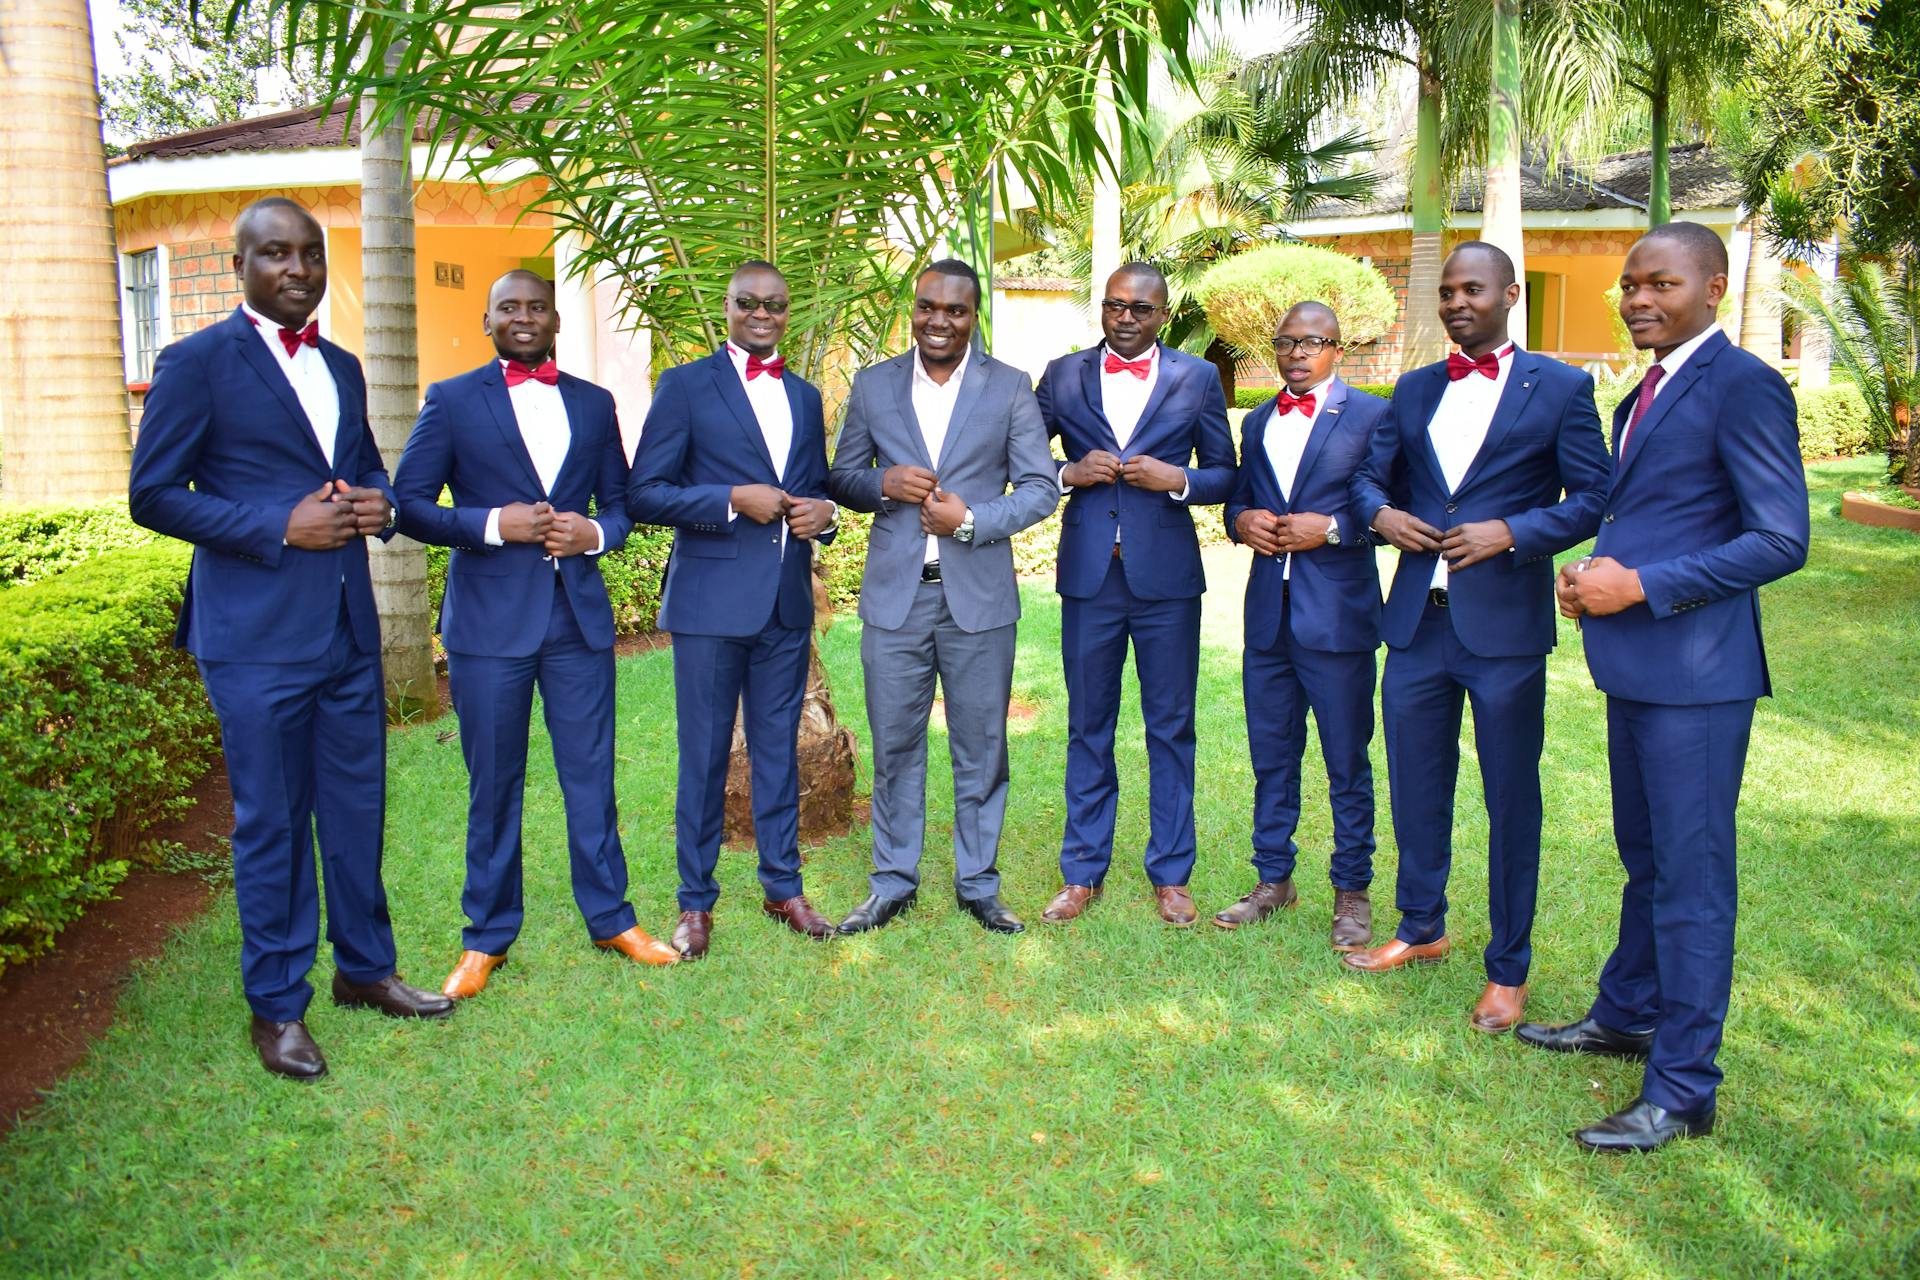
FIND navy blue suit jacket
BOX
[1227,379,1389,654]
[627,349,833,636]
[1036,344,1237,601]
[1583,331,1808,704]
[391,362,633,657]
[1351,350,1610,657]
[129,307,391,662]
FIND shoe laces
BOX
[1334,893,1366,922]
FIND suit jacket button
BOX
[1107,510,1116,518]
[1445,502,1457,514]
[1604,512,1615,523]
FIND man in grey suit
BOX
[827,259,1061,935]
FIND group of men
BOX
[130,195,1807,1153]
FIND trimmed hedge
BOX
[1796,383,1872,459]
[0,501,158,588]
[1235,382,1395,410]
[0,542,219,976]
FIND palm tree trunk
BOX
[1484,0,1527,348]
[0,0,132,503]
[1648,81,1672,228]
[359,75,440,721]
[1402,53,1448,372]
[1737,220,1781,368]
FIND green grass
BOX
[3,459,1917,1278]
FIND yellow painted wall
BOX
[990,287,1090,383]
[1529,253,1627,357]
[412,224,555,390]
[326,226,364,359]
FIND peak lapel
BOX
[1077,348,1121,449]
[707,348,778,479]
[479,362,548,497]
[1126,345,1181,449]
[1453,350,1543,496]
[227,312,330,472]
[546,374,590,497]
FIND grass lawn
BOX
[3,459,1916,1278]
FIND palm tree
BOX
[0,0,134,503]
[1601,0,1748,226]
[1484,0,1524,343]
[1785,261,1919,486]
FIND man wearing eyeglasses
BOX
[1031,262,1237,927]
[1215,303,1388,949]
[628,260,841,959]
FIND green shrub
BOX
[0,542,219,976]
[1193,245,1398,363]
[0,501,157,588]
[1349,382,1395,401]
[1234,381,1393,411]
[1796,383,1872,459]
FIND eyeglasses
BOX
[1100,299,1163,319]
[732,295,789,316]
[1273,335,1338,355]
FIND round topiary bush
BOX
[1192,243,1398,361]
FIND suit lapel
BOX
[1453,349,1543,495]
[316,341,361,473]
[1076,348,1121,449]
[546,374,590,497]
[934,350,992,468]
[479,362,548,497]
[1613,332,1724,487]
[1289,379,1348,511]
[227,311,330,472]
[779,368,810,479]
[707,348,779,479]
[888,355,936,470]
[1405,365,1450,491]
[1126,345,1181,448]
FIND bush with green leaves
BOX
[1193,245,1397,364]
[1796,383,1872,459]
[0,542,219,976]
[1235,381,1393,411]
[0,502,157,587]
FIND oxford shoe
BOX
[836,892,917,935]
[441,950,508,1000]
[249,1016,327,1080]
[1041,883,1101,923]
[1330,888,1373,951]
[595,925,680,966]
[763,894,836,939]
[1340,935,1450,972]
[957,893,1025,934]
[1574,1097,1714,1152]
[1515,1016,1654,1060]
[1470,982,1529,1034]
[671,912,711,959]
[1154,884,1198,927]
[1212,879,1297,929]
[331,971,455,1019]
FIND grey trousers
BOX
[861,580,1016,900]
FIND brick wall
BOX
[168,239,245,334]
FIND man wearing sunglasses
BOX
[1032,263,1237,927]
[628,260,841,958]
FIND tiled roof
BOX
[118,102,430,161]
[996,275,1077,292]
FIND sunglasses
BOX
[1100,299,1163,319]
[732,295,790,316]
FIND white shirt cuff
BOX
[1173,475,1191,502]
[587,518,606,556]
[484,507,505,546]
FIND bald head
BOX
[1279,300,1342,343]
[1446,240,1517,290]
[488,268,555,308]
[234,196,320,255]
[1635,221,1729,277]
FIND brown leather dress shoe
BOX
[249,1016,327,1080]
[763,894,835,939]
[1212,878,1297,929]
[1340,935,1451,972]
[1041,884,1101,923]
[441,950,508,999]
[595,924,680,965]
[671,911,712,959]
[1330,888,1373,951]
[1154,884,1198,926]
[1470,982,1528,1033]
[331,971,456,1019]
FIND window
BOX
[124,250,160,382]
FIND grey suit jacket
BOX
[828,347,1059,633]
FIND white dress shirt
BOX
[727,342,794,481]
[1427,344,1514,588]
[1100,343,1160,448]
[911,347,967,563]
[1618,326,1720,455]
[483,360,604,557]
[242,302,339,467]
[1263,375,1334,580]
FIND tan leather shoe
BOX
[1212,879,1297,929]
[594,925,679,966]
[1154,884,1198,927]
[1470,982,1528,1033]
[1041,884,1101,923]
[1340,935,1451,972]
[671,911,712,959]
[1330,888,1373,951]
[441,950,507,999]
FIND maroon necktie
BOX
[1103,352,1151,379]
[1275,390,1317,417]
[745,352,786,380]
[1446,349,1502,381]
[1616,364,1666,457]
[504,359,559,387]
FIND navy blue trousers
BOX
[197,595,395,1022]
[1381,601,1545,986]
[1588,695,1752,1117]
[1058,552,1202,889]
[670,623,809,911]
[1242,591,1376,888]
[447,588,637,953]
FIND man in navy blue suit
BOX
[1033,263,1237,927]
[392,270,679,999]
[628,261,839,958]
[1523,223,1808,1151]
[1347,242,1609,1036]
[129,197,452,1080]
[1216,303,1388,948]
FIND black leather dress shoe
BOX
[249,1016,327,1080]
[957,893,1024,935]
[1516,1016,1654,1059]
[1574,1097,1714,1152]
[836,892,917,935]
[331,971,456,1020]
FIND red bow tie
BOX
[504,359,559,387]
[1446,347,1508,381]
[1275,390,1317,417]
[1103,351,1152,379]
[249,315,319,358]
[745,352,785,380]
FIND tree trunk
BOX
[359,75,440,721]
[1484,0,1526,348]
[0,0,132,503]
[1205,337,1237,403]
[1648,84,1672,228]
[1737,221,1782,368]
[1402,55,1448,373]
[1090,65,1123,346]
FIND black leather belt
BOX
[1428,588,1449,608]
[921,561,942,582]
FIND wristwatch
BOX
[1324,516,1341,546]
[953,507,977,544]
[384,503,399,531]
